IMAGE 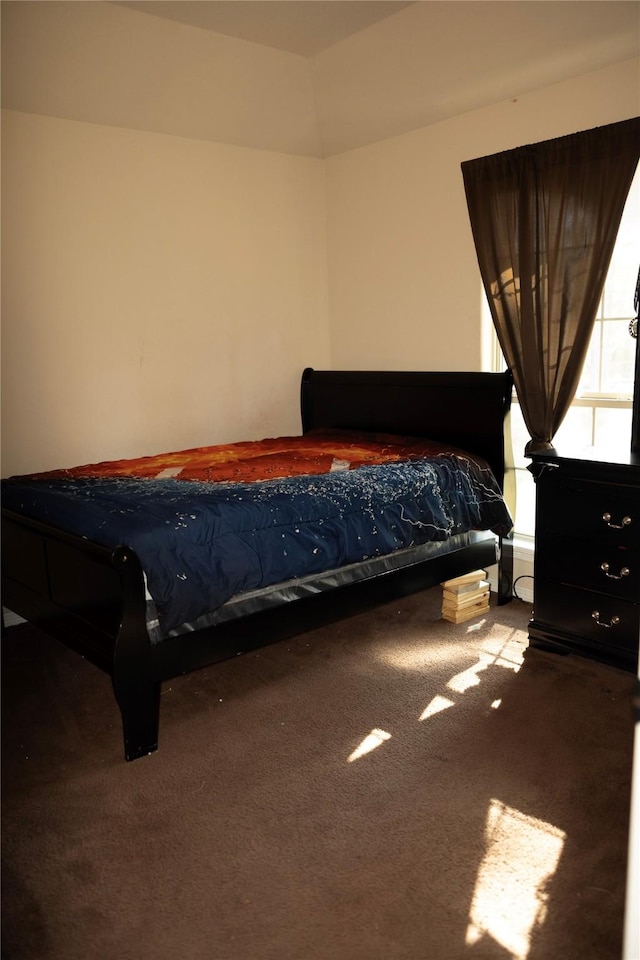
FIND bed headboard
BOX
[300,368,513,489]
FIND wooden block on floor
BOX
[440,569,488,591]
[442,600,490,624]
[442,585,490,609]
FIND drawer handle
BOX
[600,562,630,580]
[602,512,632,529]
[591,611,621,628]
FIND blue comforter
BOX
[2,447,512,637]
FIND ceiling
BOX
[116,1,416,56]
[2,1,639,157]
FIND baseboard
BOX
[487,537,534,604]
[511,539,535,604]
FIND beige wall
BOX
[1,110,330,475]
[325,58,640,371]
[2,58,638,477]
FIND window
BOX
[498,167,639,538]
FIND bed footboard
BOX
[113,671,161,760]
[110,544,161,760]
[2,509,160,760]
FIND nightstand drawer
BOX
[536,479,639,548]
[536,536,640,601]
[534,580,640,654]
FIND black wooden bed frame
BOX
[2,368,514,760]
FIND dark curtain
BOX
[462,117,640,455]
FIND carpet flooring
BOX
[1,589,635,960]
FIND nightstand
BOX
[528,449,640,673]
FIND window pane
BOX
[508,402,530,468]
[576,319,635,397]
[553,406,594,453]
[514,467,536,538]
[577,321,602,394]
[602,172,639,319]
[594,406,634,451]
[599,320,636,396]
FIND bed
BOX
[1,368,514,760]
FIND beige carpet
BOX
[1,589,635,960]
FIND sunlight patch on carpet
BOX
[466,799,566,959]
[418,694,455,721]
[447,638,523,694]
[464,617,488,632]
[406,630,527,724]
[447,652,495,693]
[480,632,526,670]
[374,624,528,673]
[347,728,391,762]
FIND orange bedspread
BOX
[30,430,456,485]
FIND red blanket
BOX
[29,429,460,484]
